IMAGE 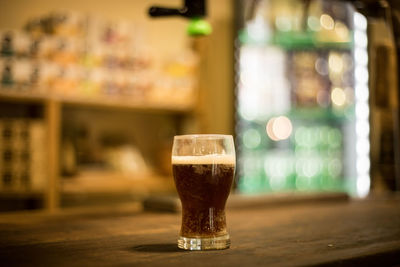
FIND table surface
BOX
[0,196,400,267]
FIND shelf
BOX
[239,107,354,124]
[61,95,194,113]
[238,30,353,50]
[0,90,48,103]
[61,170,175,195]
[0,86,196,212]
[0,190,44,198]
[288,107,354,122]
[0,89,194,113]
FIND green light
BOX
[187,18,212,36]
[328,128,342,149]
[243,128,261,149]
[319,126,330,147]
[239,175,265,193]
[295,127,306,146]
[296,176,311,190]
[328,158,342,177]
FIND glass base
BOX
[177,234,230,250]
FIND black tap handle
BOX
[148,0,206,18]
[149,7,182,17]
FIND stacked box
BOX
[0,119,46,192]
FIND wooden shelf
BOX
[61,95,194,113]
[0,90,194,113]
[0,90,48,103]
[61,170,175,195]
[0,190,44,198]
[1,80,197,212]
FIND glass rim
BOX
[173,134,233,140]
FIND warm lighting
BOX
[329,53,343,73]
[320,14,334,30]
[344,87,354,105]
[275,16,292,32]
[266,116,293,141]
[334,21,349,40]
[331,87,346,107]
[273,116,292,140]
[307,16,321,31]
[266,117,279,141]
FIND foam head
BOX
[172,154,236,165]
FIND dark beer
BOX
[172,155,235,238]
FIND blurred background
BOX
[0,0,399,212]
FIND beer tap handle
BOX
[148,0,212,36]
[148,0,206,18]
[148,7,182,17]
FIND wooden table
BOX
[0,195,399,266]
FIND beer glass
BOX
[172,134,235,250]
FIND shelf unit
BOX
[0,89,197,212]
[62,170,175,195]
[0,90,195,113]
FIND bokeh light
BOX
[273,116,293,140]
[315,57,328,76]
[266,116,293,141]
[329,53,343,73]
[354,12,367,31]
[354,48,368,67]
[354,31,368,48]
[334,21,349,40]
[355,102,369,120]
[356,121,369,138]
[307,16,321,31]
[357,175,370,198]
[331,87,346,106]
[355,66,369,84]
[320,14,334,30]
[275,16,292,32]
[266,117,278,141]
[243,128,261,149]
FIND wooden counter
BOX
[0,195,399,266]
